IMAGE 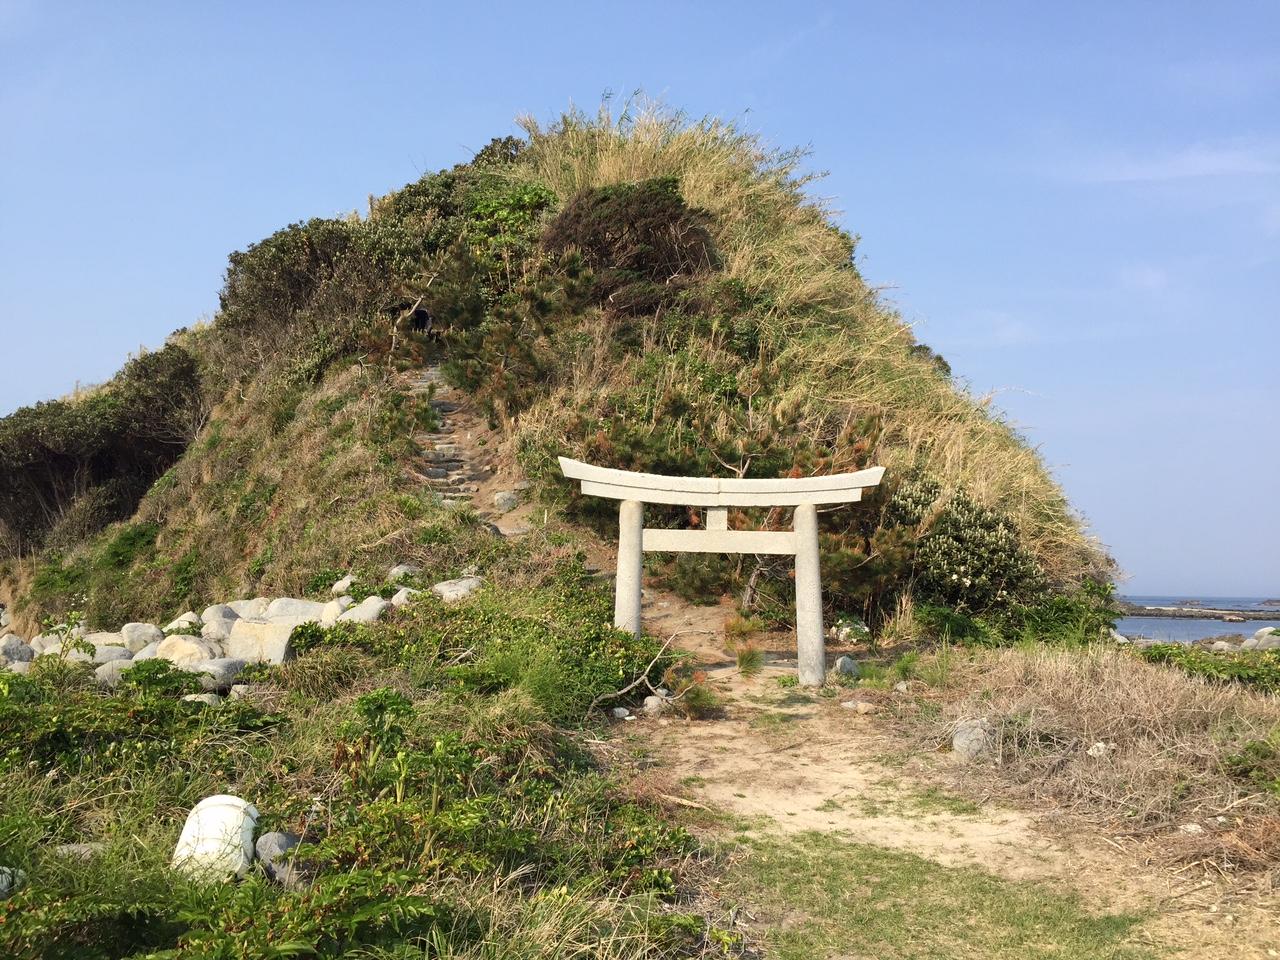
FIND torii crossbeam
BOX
[558,457,886,686]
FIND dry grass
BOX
[510,100,1107,587]
[907,645,1280,875]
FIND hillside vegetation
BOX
[0,103,1109,638]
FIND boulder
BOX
[224,619,294,664]
[952,718,993,761]
[642,695,668,715]
[610,706,631,719]
[330,574,354,596]
[132,641,161,661]
[390,587,420,607]
[201,604,240,624]
[228,684,254,701]
[431,576,483,604]
[40,643,92,663]
[833,655,859,677]
[84,631,124,650]
[0,608,8,629]
[255,831,302,884]
[320,596,353,627]
[186,658,247,692]
[227,598,270,620]
[1254,627,1280,651]
[182,693,224,707]
[337,596,391,625]
[387,563,423,583]
[1,634,33,663]
[5,661,30,675]
[29,634,53,654]
[200,618,237,642]
[95,659,136,689]
[171,795,259,880]
[157,635,216,668]
[492,490,520,513]
[266,598,326,621]
[1211,640,1239,652]
[52,842,107,860]
[120,623,164,652]
[164,612,201,632]
[92,645,132,665]
[0,866,25,898]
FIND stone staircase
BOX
[405,366,499,511]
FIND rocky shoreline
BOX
[1117,602,1280,622]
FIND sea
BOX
[1117,595,1280,644]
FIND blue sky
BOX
[1,1,1276,595]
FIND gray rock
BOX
[120,623,164,652]
[492,490,520,513]
[157,635,216,667]
[227,598,271,620]
[320,597,353,627]
[266,598,326,621]
[6,660,30,675]
[1109,629,1129,645]
[132,641,161,661]
[893,680,910,693]
[330,574,354,596]
[255,831,302,883]
[0,608,8,629]
[833,655,859,677]
[182,693,223,707]
[952,718,993,761]
[0,866,25,898]
[610,706,631,719]
[431,576,483,604]
[1254,627,1280,651]
[337,596,391,624]
[40,642,93,663]
[840,699,879,714]
[29,634,53,654]
[642,695,668,715]
[52,842,107,860]
[164,612,201,632]
[387,563,423,583]
[1211,640,1239,652]
[1,634,33,662]
[95,659,136,689]
[84,631,124,650]
[390,587,420,607]
[200,618,238,642]
[224,620,294,664]
[201,604,240,624]
[228,684,254,701]
[186,658,246,692]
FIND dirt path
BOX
[625,588,1279,958]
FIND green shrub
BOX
[1137,644,1280,694]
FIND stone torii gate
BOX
[558,457,886,686]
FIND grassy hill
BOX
[0,103,1144,958]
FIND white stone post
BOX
[614,499,644,635]
[793,503,825,686]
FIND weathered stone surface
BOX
[1211,640,1239,652]
[224,619,294,664]
[157,635,216,668]
[52,842,107,860]
[201,604,240,624]
[227,598,270,620]
[84,631,124,650]
[92,645,131,665]
[1,634,33,662]
[893,680,910,693]
[387,563,423,583]
[330,574,354,596]
[833,655,859,677]
[5,661,30,675]
[228,684,254,700]
[0,866,25,898]
[952,718,993,761]
[172,795,259,880]
[642,695,668,715]
[255,831,302,883]
[39,643,92,663]
[493,490,520,513]
[182,693,224,707]
[95,658,136,689]
[1254,627,1280,651]
[132,641,161,661]
[610,706,631,719]
[267,598,327,621]
[29,634,53,654]
[200,618,238,642]
[431,576,483,604]
[337,596,391,624]
[121,623,164,652]
[390,587,420,607]
[164,612,201,632]
[186,658,247,692]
